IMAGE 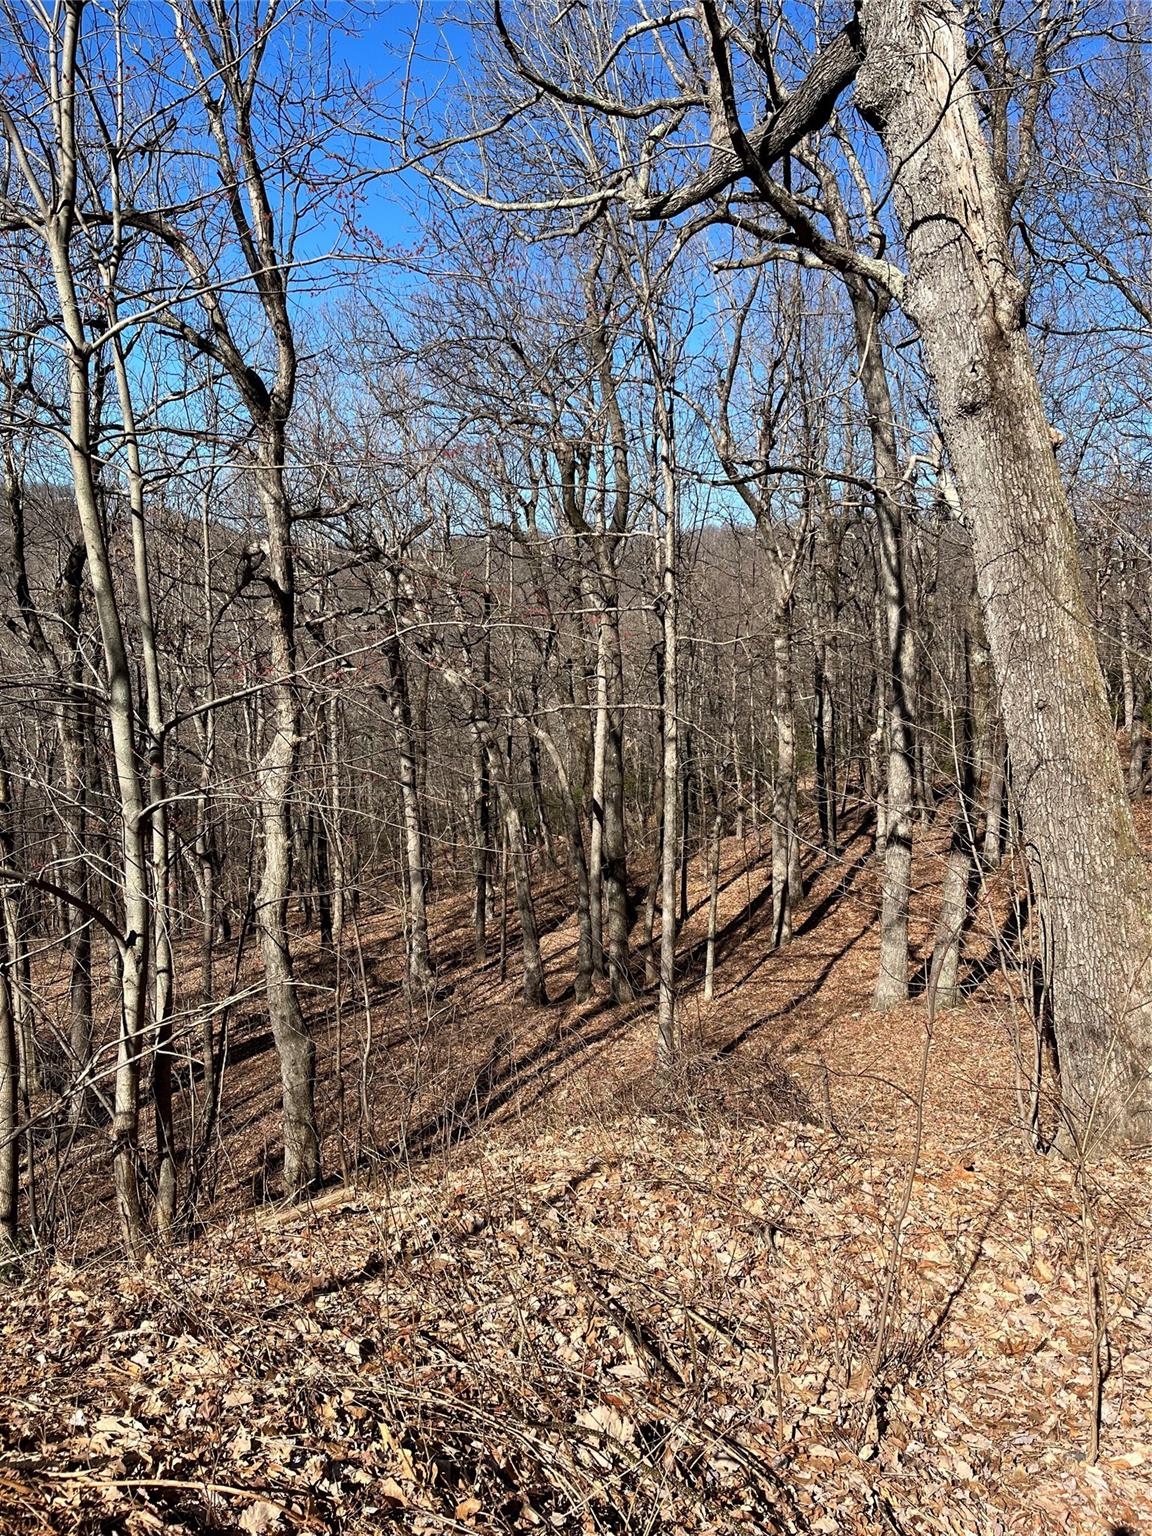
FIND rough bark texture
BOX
[858,0,1152,1148]
[982,720,1007,868]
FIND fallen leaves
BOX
[2,953,1152,1536]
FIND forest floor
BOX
[1,807,1151,1534]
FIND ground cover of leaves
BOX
[1,820,1151,1534]
[3,1084,1149,1534]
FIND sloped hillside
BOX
[1,820,1150,1535]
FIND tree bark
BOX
[380,574,433,995]
[703,807,722,1003]
[108,324,177,1238]
[931,628,980,1008]
[253,439,320,1194]
[770,599,798,948]
[858,0,1152,1148]
[0,742,21,1257]
[838,279,916,1011]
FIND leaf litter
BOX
[0,823,1149,1534]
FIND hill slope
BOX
[1,816,1150,1534]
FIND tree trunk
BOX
[535,726,594,1001]
[109,325,177,1238]
[381,580,433,995]
[931,629,979,1008]
[657,451,680,1061]
[497,776,547,1006]
[253,432,319,1195]
[840,279,916,1011]
[770,608,797,948]
[859,0,1152,1148]
[0,743,20,1257]
[1129,673,1148,797]
[473,546,494,961]
[599,580,635,1002]
[1119,563,1136,733]
[53,290,148,1250]
[703,807,722,1003]
[587,613,608,978]
[326,695,346,948]
[982,720,1007,869]
[814,631,838,856]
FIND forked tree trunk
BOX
[859,0,1152,1148]
[160,0,321,1197]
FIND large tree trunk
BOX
[859,0,1152,1149]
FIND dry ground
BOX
[1,806,1150,1534]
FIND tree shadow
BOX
[713,917,873,1059]
[378,998,649,1168]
